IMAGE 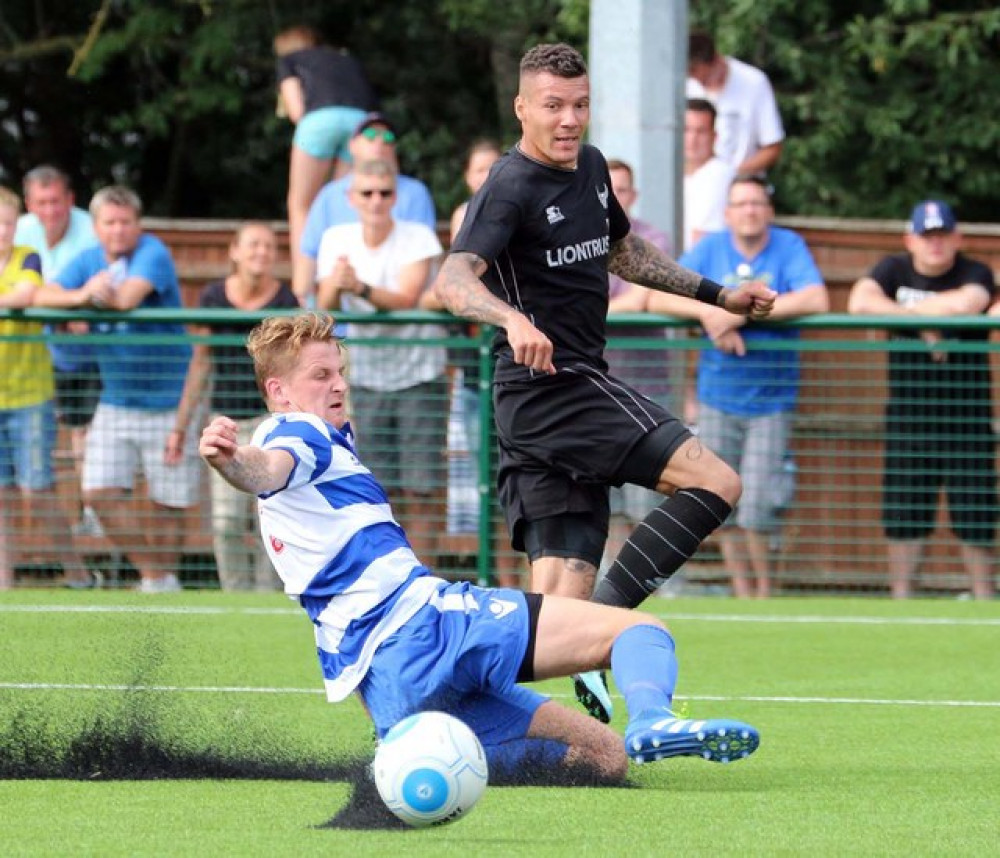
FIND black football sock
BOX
[592,488,732,609]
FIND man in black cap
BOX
[849,200,996,600]
[293,112,436,302]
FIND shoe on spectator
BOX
[624,708,759,764]
[64,570,105,590]
[137,574,182,594]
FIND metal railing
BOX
[3,308,998,596]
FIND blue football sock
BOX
[610,623,678,719]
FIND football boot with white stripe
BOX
[624,708,759,764]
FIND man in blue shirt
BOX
[293,113,436,303]
[34,185,198,594]
[650,173,828,598]
[15,166,100,456]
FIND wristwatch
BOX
[359,282,372,301]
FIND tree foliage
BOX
[691,0,1000,220]
[1,1,997,222]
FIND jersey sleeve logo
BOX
[545,205,565,224]
[270,535,285,554]
[596,183,609,208]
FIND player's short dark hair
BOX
[686,98,717,122]
[520,43,588,79]
[688,30,718,65]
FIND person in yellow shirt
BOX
[0,185,89,588]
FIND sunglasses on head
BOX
[360,127,396,143]
[357,188,394,199]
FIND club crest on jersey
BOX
[270,535,285,554]
[545,205,565,224]
[596,183,609,208]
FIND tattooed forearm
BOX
[608,233,703,298]
[434,252,518,327]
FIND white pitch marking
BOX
[2,604,998,627]
[1,682,999,708]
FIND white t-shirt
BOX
[686,57,785,169]
[683,157,735,251]
[316,220,445,391]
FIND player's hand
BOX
[722,281,777,320]
[505,313,556,374]
[200,416,239,467]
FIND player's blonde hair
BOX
[247,312,344,398]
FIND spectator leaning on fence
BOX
[649,173,829,599]
[0,185,91,589]
[33,185,198,594]
[15,166,101,535]
[848,200,996,600]
[167,222,299,592]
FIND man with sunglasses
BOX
[650,173,828,599]
[314,158,446,563]
[294,113,436,304]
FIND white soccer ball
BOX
[371,710,489,827]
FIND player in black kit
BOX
[433,43,776,722]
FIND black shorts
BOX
[54,367,101,428]
[494,364,690,553]
[883,435,998,545]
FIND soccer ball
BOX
[371,711,489,827]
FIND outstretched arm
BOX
[433,252,555,374]
[608,233,776,319]
[200,416,294,495]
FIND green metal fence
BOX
[2,308,998,598]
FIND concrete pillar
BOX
[589,0,687,253]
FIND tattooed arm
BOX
[200,415,294,495]
[433,252,556,374]
[608,233,776,318]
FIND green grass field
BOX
[2,590,998,856]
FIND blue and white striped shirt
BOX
[252,412,441,701]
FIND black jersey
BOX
[868,252,996,423]
[451,144,631,384]
[275,47,377,113]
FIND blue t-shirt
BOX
[679,227,823,416]
[54,234,191,411]
[299,173,436,258]
[15,207,98,371]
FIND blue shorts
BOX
[358,582,547,747]
[0,400,56,490]
[293,106,368,160]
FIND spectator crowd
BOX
[0,26,995,604]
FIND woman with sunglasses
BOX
[274,24,377,278]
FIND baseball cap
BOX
[908,200,957,235]
[352,112,398,138]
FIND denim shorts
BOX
[0,399,56,490]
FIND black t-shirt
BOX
[275,47,377,113]
[199,279,300,418]
[451,144,631,384]
[868,252,996,426]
